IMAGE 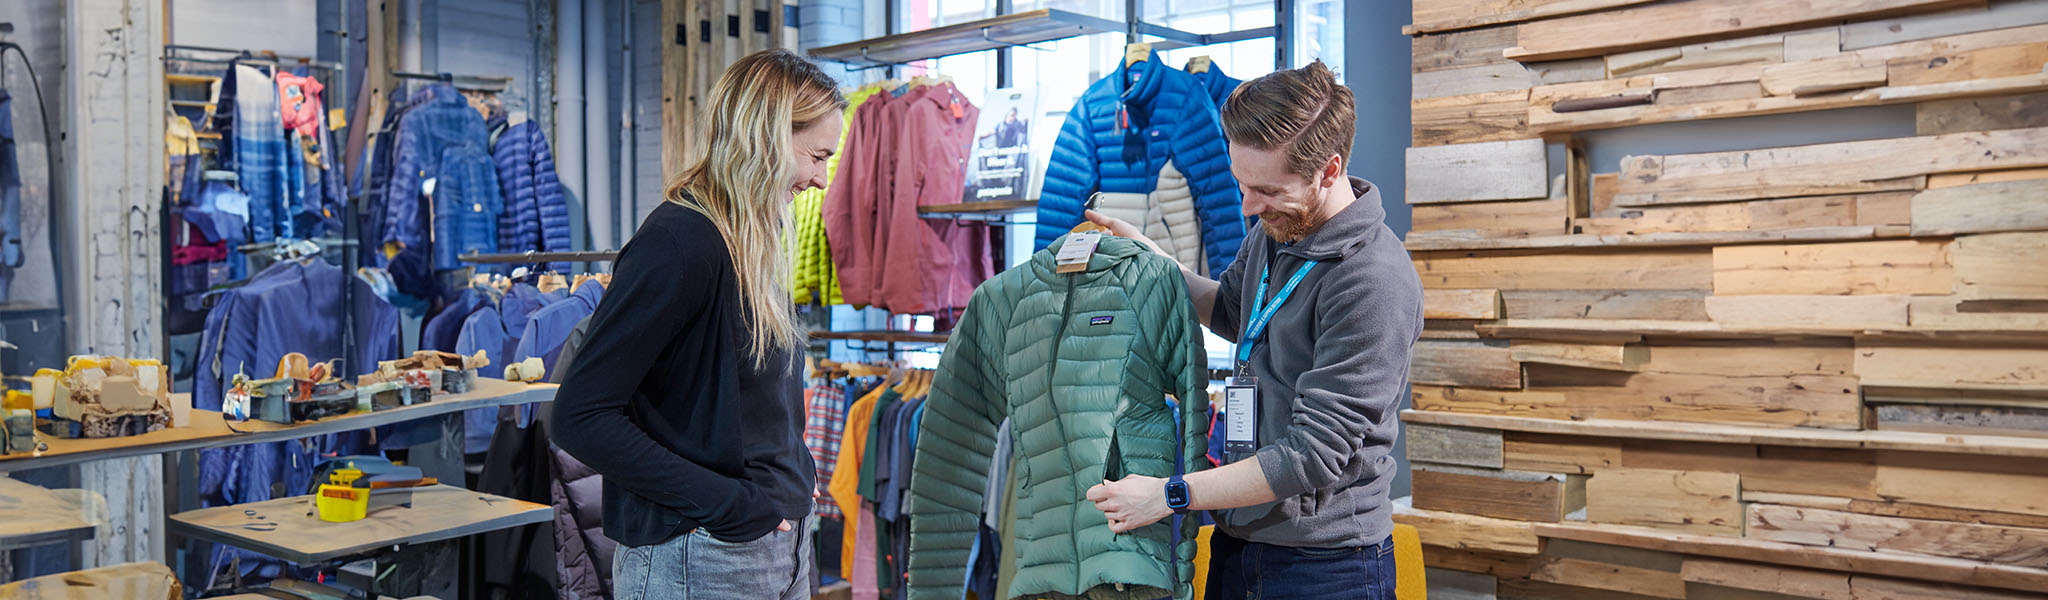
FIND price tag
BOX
[1223,375,1259,458]
[1055,231,1102,273]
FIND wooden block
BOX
[1406,139,1550,204]
[1681,558,1855,599]
[1423,567,1498,600]
[1618,128,2048,205]
[1501,290,1710,320]
[1619,441,1881,500]
[1511,341,1647,371]
[1531,556,1686,599]
[1875,402,2048,437]
[1411,0,1661,34]
[1425,545,1539,579]
[1911,179,2048,235]
[1396,503,1543,554]
[1655,81,1769,104]
[1703,295,1912,329]
[1855,345,2048,391]
[1909,296,2048,331]
[1749,503,2048,568]
[1887,41,2048,88]
[1843,0,2048,49]
[1589,172,1621,217]
[1414,90,1532,147]
[1711,240,1952,296]
[1414,26,1522,72]
[1953,232,2048,300]
[1415,62,1532,99]
[1545,520,2048,595]
[1524,367,1864,429]
[1414,385,1575,420]
[0,562,182,599]
[1608,31,1789,78]
[1413,340,1523,388]
[1875,451,2048,517]
[1504,431,1621,474]
[1746,489,2048,532]
[1426,288,1505,320]
[1409,423,1506,469]
[1545,537,1688,572]
[1579,192,1908,235]
[1636,342,1855,377]
[1917,91,2048,135]
[1783,28,1845,63]
[1415,249,1713,291]
[1760,54,1889,96]
[1504,0,1978,62]
[1414,464,1582,522]
[1856,192,1915,226]
[1529,57,1609,85]
[1586,468,1743,535]
[1413,196,1568,235]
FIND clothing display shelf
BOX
[0,380,556,473]
[457,249,619,264]
[169,484,550,565]
[807,8,1277,69]
[917,199,1038,224]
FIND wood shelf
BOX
[1403,225,1912,252]
[1400,409,2048,459]
[810,330,950,344]
[1472,318,2048,344]
[0,380,556,472]
[1535,521,2048,594]
[169,484,550,564]
[919,200,1038,217]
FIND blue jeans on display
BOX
[612,513,818,600]
[1205,531,1398,600]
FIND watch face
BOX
[1166,482,1190,508]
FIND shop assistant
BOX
[1084,61,1423,599]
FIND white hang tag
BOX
[1223,374,1259,458]
[1055,231,1102,273]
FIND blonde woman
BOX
[553,49,846,599]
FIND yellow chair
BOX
[1191,523,1426,599]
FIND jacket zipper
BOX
[1048,265,1088,590]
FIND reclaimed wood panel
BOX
[1501,290,1710,320]
[1425,544,1540,579]
[1407,139,1550,204]
[1703,294,1913,329]
[1414,385,1575,420]
[1910,179,2048,235]
[1875,403,2048,437]
[1408,422,1506,468]
[1406,409,2048,460]
[1525,367,1863,429]
[1504,431,1621,474]
[1917,91,2048,135]
[1411,0,1661,34]
[1413,340,1524,388]
[1617,127,2048,206]
[1855,345,2048,390]
[1953,232,2048,300]
[1414,464,1581,522]
[1887,41,2048,88]
[1843,0,2048,49]
[1541,520,2048,594]
[1504,0,1979,62]
[1875,451,2048,517]
[1396,503,1542,554]
[1711,240,1952,296]
[1636,342,1855,377]
[1413,195,1568,235]
[1416,62,1533,99]
[1415,25,1522,72]
[1909,297,2048,331]
[1425,288,1505,320]
[1423,567,1499,600]
[1511,341,1647,371]
[1414,90,1532,146]
[1577,192,1888,235]
[1586,468,1743,535]
[1607,32,1791,77]
[1759,54,1889,96]
[1783,28,1846,62]
[1530,556,1686,599]
[1415,249,1713,290]
[1744,489,2048,531]
[1749,503,2048,568]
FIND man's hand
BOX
[1086,475,1172,534]
[1083,210,1170,260]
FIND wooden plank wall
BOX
[1400,0,2048,597]
[661,0,798,179]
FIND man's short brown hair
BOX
[1219,60,1355,180]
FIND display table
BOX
[167,484,549,565]
[0,561,181,598]
[0,380,557,472]
[0,477,101,552]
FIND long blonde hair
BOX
[668,49,847,368]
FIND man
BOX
[1084,60,1422,599]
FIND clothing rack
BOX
[457,250,619,265]
[393,71,515,93]
[162,44,343,70]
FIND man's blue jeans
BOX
[1206,531,1398,600]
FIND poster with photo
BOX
[962,88,1038,204]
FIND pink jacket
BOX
[823,91,893,308]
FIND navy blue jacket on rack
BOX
[383,84,504,272]
[1036,52,1246,278]
[490,119,573,273]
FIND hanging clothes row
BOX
[433,272,606,454]
[816,76,999,318]
[1037,49,1248,279]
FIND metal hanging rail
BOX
[458,250,620,265]
[393,70,516,93]
[807,9,1277,69]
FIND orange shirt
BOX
[828,384,887,580]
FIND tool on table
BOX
[310,456,436,522]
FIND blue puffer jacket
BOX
[492,119,573,273]
[384,84,503,271]
[1191,65,1244,110]
[1037,53,1245,278]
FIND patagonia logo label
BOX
[1090,316,1114,326]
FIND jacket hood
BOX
[1281,177,1388,262]
[1039,231,1152,275]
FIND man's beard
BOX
[1259,195,1325,243]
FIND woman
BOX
[552,49,846,599]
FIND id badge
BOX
[1223,375,1259,457]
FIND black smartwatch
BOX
[1165,475,1191,515]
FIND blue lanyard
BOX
[1237,259,1319,364]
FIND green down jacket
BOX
[907,234,1209,599]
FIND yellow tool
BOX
[315,467,370,522]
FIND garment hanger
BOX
[1124,42,1153,68]
[1185,56,1213,74]
[1070,220,1109,234]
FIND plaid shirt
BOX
[804,382,850,518]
